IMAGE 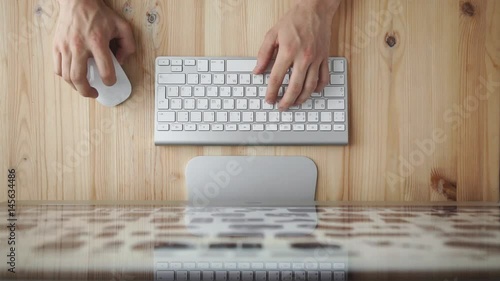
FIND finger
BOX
[295,61,321,105]
[61,49,76,90]
[53,48,62,76]
[114,20,136,65]
[279,59,309,111]
[265,50,292,105]
[90,43,116,86]
[71,51,98,98]
[315,59,329,92]
[254,30,277,74]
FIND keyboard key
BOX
[324,87,344,97]
[215,271,227,281]
[283,74,290,84]
[269,112,280,122]
[216,112,228,122]
[158,124,169,131]
[167,86,179,97]
[201,74,212,84]
[233,87,244,97]
[241,271,253,281]
[334,112,345,122]
[197,60,209,71]
[220,87,231,97]
[239,74,251,84]
[199,124,210,131]
[308,271,319,281]
[320,124,332,131]
[227,74,238,84]
[334,124,345,131]
[207,86,218,97]
[268,271,280,281]
[262,101,274,110]
[225,263,237,270]
[203,271,214,281]
[253,124,264,131]
[223,99,235,109]
[171,65,183,72]
[333,271,345,281]
[295,112,306,122]
[333,263,345,270]
[213,124,223,131]
[333,59,345,72]
[158,99,169,109]
[295,271,306,281]
[171,59,182,66]
[171,124,183,131]
[320,271,332,281]
[176,271,188,281]
[328,100,345,110]
[228,271,240,281]
[293,263,305,270]
[308,112,319,122]
[210,60,225,72]
[214,74,225,84]
[311,91,322,97]
[184,124,196,131]
[210,99,222,109]
[197,99,209,109]
[255,271,266,281]
[197,262,209,269]
[190,271,201,281]
[184,59,196,66]
[307,124,319,131]
[281,112,293,122]
[191,112,202,122]
[159,74,186,84]
[177,111,189,122]
[239,124,251,131]
[236,99,248,109]
[282,271,293,281]
[253,74,264,85]
[158,59,170,66]
[302,99,313,109]
[252,263,264,269]
[242,112,253,122]
[266,124,278,131]
[181,86,192,97]
[203,112,215,122]
[245,87,257,97]
[187,73,199,84]
[293,124,305,131]
[249,99,260,109]
[279,124,291,131]
[226,59,257,72]
[321,112,332,122]
[258,87,267,97]
[306,263,319,270]
[170,99,182,109]
[194,87,205,96]
[230,112,241,122]
[184,99,195,109]
[330,74,345,85]
[157,271,174,281]
[314,99,326,110]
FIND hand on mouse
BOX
[254,0,341,111]
[53,0,136,98]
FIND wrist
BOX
[58,0,103,9]
[296,0,341,18]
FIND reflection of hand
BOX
[53,0,135,98]
[254,0,341,111]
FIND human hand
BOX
[53,0,135,98]
[254,0,341,111]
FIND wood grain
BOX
[0,0,498,202]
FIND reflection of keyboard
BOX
[154,57,349,145]
[155,261,347,281]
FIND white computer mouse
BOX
[87,53,132,107]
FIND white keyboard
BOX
[155,57,349,145]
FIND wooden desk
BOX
[0,0,498,202]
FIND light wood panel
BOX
[0,0,498,202]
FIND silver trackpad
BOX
[185,156,317,206]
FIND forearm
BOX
[296,0,342,18]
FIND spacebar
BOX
[226,60,258,72]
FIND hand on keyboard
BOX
[254,0,342,111]
[53,0,135,98]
